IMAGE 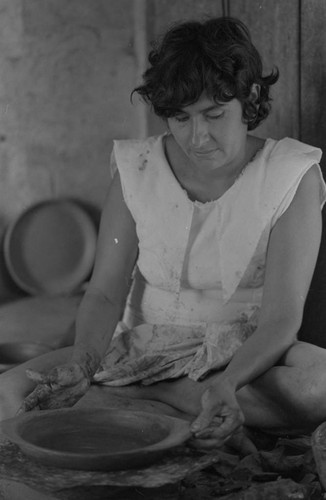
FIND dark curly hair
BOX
[132,17,279,130]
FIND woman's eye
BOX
[174,115,189,123]
[206,113,224,120]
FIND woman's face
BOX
[167,93,249,174]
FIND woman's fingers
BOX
[189,419,236,449]
[190,404,246,450]
[47,364,85,386]
[17,363,90,415]
[25,369,49,384]
[227,428,258,455]
[16,383,52,414]
[191,415,223,437]
[190,384,245,447]
[189,426,257,454]
[191,388,222,434]
[189,436,223,449]
[25,363,85,388]
[17,377,90,415]
[195,412,241,441]
[38,380,89,410]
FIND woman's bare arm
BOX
[221,164,322,390]
[192,165,323,441]
[71,170,139,375]
[19,170,139,411]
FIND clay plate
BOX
[4,199,97,296]
[0,408,191,471]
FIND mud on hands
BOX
[17,362,91,413]
[189,381,256,454]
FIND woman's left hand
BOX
[190,380,251,451]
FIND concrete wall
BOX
[0,0,147,299]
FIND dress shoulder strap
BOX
[219,138,325,302]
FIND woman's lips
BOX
[192,148,219,157]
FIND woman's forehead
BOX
[178,94,228,113]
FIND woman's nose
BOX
[191,118,209,147]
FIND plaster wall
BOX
[0,0,147,299]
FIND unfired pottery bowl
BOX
[0,408,191,471]
[0,342,53,372]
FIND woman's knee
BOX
[302,368,326,424]
[281,340,326,369]
[239,362,326,429]
[277,363,326,427]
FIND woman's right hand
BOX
[190,378,246,449]
[17,361,91,414]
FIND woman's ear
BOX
[244,84,261,129]
[249,84,260,105]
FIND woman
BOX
[2,17,326,450]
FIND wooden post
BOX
[300,0,326,174]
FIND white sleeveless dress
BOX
[93,134,326,386]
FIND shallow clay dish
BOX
[0,342,53,372]
[0,408,191,471]
[4,200,97,296]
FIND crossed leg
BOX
[141,340,326,433]
[98,340,326,434]
[1,341,326,436]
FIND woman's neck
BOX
[163,134,265,203]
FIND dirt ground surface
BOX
[1,430,326,499]
[54,432,326,499]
